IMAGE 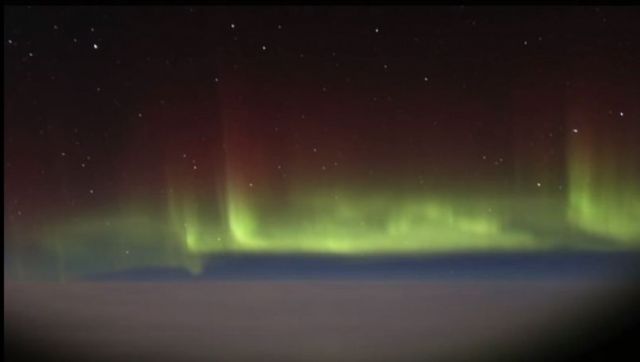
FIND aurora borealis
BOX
[4,6,640,279]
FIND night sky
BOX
[4,6,640,279]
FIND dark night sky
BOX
[4,6,640,278]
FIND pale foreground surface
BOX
[4,280,629,361]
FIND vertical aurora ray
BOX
[166,186,211,258]
[163,173,229,264]
[220,85,259,250]
[218,75,293,252]
[567,117,640,243]
[226,184,261,249]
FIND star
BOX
[92,43,99,50]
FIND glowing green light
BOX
[227,184,261,249]
[567,125,640,242]
[17,123,639,279]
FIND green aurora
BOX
[4,8,640,283]
[6,76,640,280]
[567,123,640,242]
[14,165,639,279]
[5,114,640,280]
